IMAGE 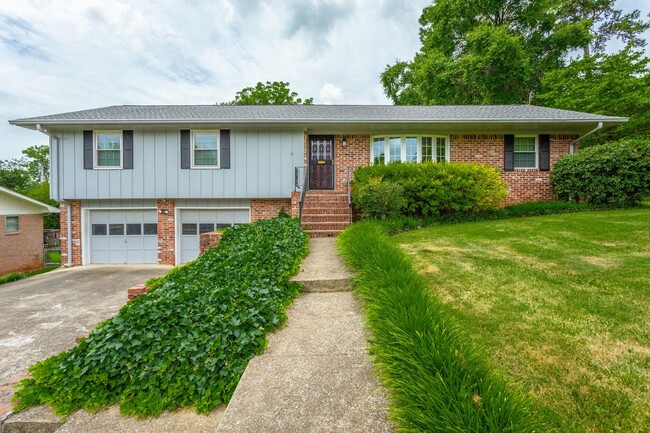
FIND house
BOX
[0,186,60,275]
[9,105,626,266]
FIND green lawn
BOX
[395,208,650,432]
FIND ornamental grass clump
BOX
[12,217,309,418]
[338,221,540,432]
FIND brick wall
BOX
[250,199,291,221]
[449,134,577,204]
[59,200,82,266]
[157,199,175,265]
[0,214,44,275]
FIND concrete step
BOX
[1,406,63,433]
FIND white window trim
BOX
[94,131,123,170]
[370,135,450,165]
[514,135,538,170]
[5,215,19,233]
[191,130,220,169]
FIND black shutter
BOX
[539,134,550,171]
[83,130,93,169]
[220,130,231,169]
[180,130,191,169]
[123,130,134,169]
[504,134,515,172]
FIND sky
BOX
[0,0,649,160]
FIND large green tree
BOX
[221,81,313,105]
[381,0,648,105]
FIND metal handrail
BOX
[294,166,310,219]
[346,166,352,223]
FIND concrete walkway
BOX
[216,238,393,432]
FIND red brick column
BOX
[157,199,175,265]
[334,135,370,192]
[60,200,82,266]
[199,231,224,255]
[291,191,301,217]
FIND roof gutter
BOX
[568,122,603,154]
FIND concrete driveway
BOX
[0,265,171,394]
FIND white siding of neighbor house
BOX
[51,129,304,201]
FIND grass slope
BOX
[338,222,539,432]
[395,208,650,432]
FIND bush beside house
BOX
[551,139,650,206]
[352,162,508,219]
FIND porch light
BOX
[341,136,348,147]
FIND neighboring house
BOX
[10,105,626,266]
[0,186,59,275]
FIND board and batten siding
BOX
[51,129,304,201]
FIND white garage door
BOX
[179,209,249,264]
[89,210,158,264]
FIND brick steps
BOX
[301,191,351,237]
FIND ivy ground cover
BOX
[12,216,309,417]
[396,207,650,432]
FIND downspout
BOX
[36,124,71,266]
[569,122,603,154]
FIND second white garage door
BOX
[178,209,249,264]
[89,209,158,264]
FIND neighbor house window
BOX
[192,131,219,168]
[371,135,449,164]
[514,136,537,168]
[5,216,19,233]
[95,131,122,168]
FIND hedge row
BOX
[352,162,507,219]
[337,222,539,432]
[13,217,309,417]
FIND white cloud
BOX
[319,83,344,104]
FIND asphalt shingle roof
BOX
[10,105,626,124]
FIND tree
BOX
[381,0,647,105]
[557,0,650,57]
[221,81,313,105]
[22,145,49,183]
[537,46,650,144]
[0,158,32,192]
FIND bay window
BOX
[370,135,449,164]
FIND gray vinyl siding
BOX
[83,199,157,208]
[53,129,304,201]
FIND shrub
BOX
[551,139,650,206]
[352,178,407,219]
[352,162,507,217]
[337,222,540,431]
[12,217,309,417]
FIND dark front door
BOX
[309,135,335,190]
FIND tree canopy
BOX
[380,0,650,143]
[221,81,313,105]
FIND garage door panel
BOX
[89,210,158,264]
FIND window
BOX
[405,137,417,162]
[371,136,448,165]
[389,137,401,162]
[436,137,447,162]
[192,131,219,168]
[182,223,197,235]
[109,224,124,235]
[143,223,158,235]
[422,137,433,162]
[199,223,215,234]
[126,224,142,236]
[95,132,122,168]
[5,216,19,233]
[92,224,107,235]
[514,136,537,168]
[372,138,385,164]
